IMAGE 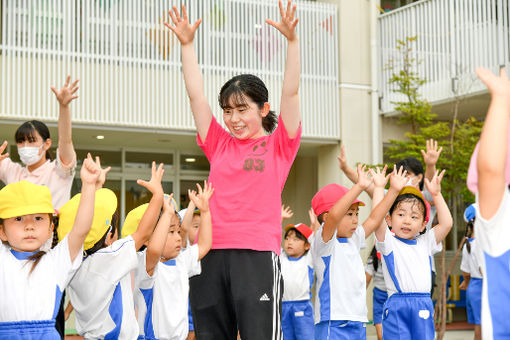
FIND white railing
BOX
[0,0,339,140]
[379,0,510,113]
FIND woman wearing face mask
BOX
[0,76,78,210]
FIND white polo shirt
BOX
[0,235,81,321]
[134,244,201,340]
[68,236,139,340]
[312,224,367,324]
[376,228,442,297]
[280,249,314,302]
[475,188,510,340]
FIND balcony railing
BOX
[0,0,339,140]
[379,0,510,113]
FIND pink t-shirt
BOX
[0,149,76,209]
[198,116,301,254]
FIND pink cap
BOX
[284,223,313,239]
[467,128,510,194]
[311,184,365,216]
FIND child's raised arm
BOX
[338,145,376,198]
[475,67,510,219]
[67,154,100,261]
[165,6,212,142]
[322,164,372,242]
[362,165,403,238]
[374,166,408,242]
[180,199,196,240]
[425,170,452,243]
[188,181,214,260]
[145,194,174,277]
[281,204,294,221]
[266,0,300,137]
[51,76,79,166]
[131,162,165,250]
[421,139,442,182]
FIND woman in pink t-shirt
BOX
[0,76,79,210]
[165,1,301,338]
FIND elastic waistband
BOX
[282,299,311,304]
[391,292,430,298]
[470,277,483,281]
[0,320,56,330]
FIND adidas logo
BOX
[259,293,270,301]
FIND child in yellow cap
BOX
[61,162,165,340]
[0,154,100,339]
[134,181,214,340]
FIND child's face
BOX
[0,214,53,252]
[386,200,427,239]
[336,204,360,238]
[162,214,182,260]
[284,230,310,258]
[222,95,268,140]
[188,214,200,244]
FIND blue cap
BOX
[464,204,476,222]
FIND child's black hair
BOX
[370,246,379,272]
[15,120,52,160]
[317,212,326,225]
[395,157,424,190]
[388,193,427,235]
[84,210,120,257]
[464,217,475,254]
[218,74,278,134]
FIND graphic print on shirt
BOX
[243,141,267,172]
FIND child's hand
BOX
[370,165,389,189]
[421,139,443,166]
[162,193,175,214]
[308,207,320,232]
[266,0,299,42]
[80,153,101,185]
[94,156,111,189]
[424,169,445,197]
[281,204,294,220]
[356,164,373,190]
[389,165,408,192]
[189,181,214,213]
[51,75,79,107]
[459,280,468,290]
[476,67,510,100]
[137,162,164,195]
[164,5,202,46]
[0,141,9,163]
[337,144,348,170]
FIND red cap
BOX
[285,223,313,239]
[311,184,365,216]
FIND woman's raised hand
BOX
[164,5,202,46]
[266,0,299,42]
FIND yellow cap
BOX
[58,188,118,250]
[121,203,149,239]
[121,194,177,239]
[0,181,54,219]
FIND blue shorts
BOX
[314,320,366,340]
[466,278,482,325]
[382,293,434,340]
[372,287,388,325]
[0,320,60,340]
[282,300,314,340]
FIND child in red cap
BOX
[280,222,315,340]
[311,164,408,339]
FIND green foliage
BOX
[383,37,483,203]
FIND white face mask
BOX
[18,145,44,166]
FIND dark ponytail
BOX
[464,219,475,254]
[15,120,53,160]
[219,74,278,134]
[370,246,379,272]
